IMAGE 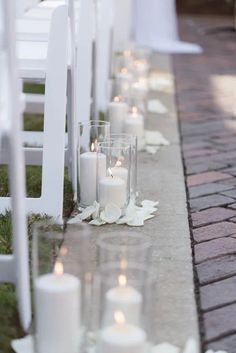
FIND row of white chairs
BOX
[0,0,118,332]
[0,0,115,222]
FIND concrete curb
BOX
[64,53,200,350]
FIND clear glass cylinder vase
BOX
[77,120,110,208]
[32,220,83,353]
[104,133,138,202]
[93,262,156,353]
[96,140,131,213]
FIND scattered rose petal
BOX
[142,200,159,208]
[92,201,100,220]
[145,145,160,154]
[183,337,198,353]
[89,218,106,226]
[152,342,180,353]
[100,203,122,224]
[127,215,144,227]
[142,206,158,214]
[143,214,155,221]
[67,215,82,224]
[116,216,132,225]
[145,130,170,146]
[11,335,34,353]
[79,205,96,220]
[148,99,168,114]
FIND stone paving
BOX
[174,16,236,352]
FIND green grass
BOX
[24,114,44,132]
[0,82,74,352]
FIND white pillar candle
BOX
[122,50,134,70]
[98,173,126,208]
[110,160,128,185]
[35,262,81,353]
[124,107,144,151]
[104,275,142,325]
[133,59,149,77]
[108,97,128,134]
[115,68,133,100]
[79,146,106,207]
[131,78,148,101]
[98,311,146,353]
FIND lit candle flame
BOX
[59,246,68,256]
[114,311,125,325]
[132,106,138,115]
[114,96,120,103]
[121,67,128,74]
[54,261,64,276]
[115,160,122,167]
[118,274,127,287]
[108,168,113,178]
[123,50,131,57]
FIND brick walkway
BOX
[174,16,236,352]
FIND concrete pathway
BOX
[63,53,199,349]
[175,15,236,353]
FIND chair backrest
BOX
[113,0,132,51]
[75,0,94,123]
[0,0,31,331]
[95,0,115,112]
[16,0,40,17]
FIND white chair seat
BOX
[24,7,55,20]
[17,40,48,79]
[16,19,50,41]
[17,40,71,80]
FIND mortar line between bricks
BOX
[202,300,236,314]
[200,272,236,286]
[195,252,236,265]
[201,273,236,287]
[204,331,236,345]
[190,189,235,200]
[194,234,236,245]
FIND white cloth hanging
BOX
[133,0,202,54]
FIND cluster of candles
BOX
[79,140,129,209]
[34,230,153,353]
[108,49,150,151]
[78,49,150,210]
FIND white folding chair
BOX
[0,5,69,222]
[0,0,31,331]
[95,0,115,112]
[15,0,95,201]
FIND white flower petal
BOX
[67,215,82,224]
[152,342,180,353]
[142,200,159,208]
[89,218,106,226]
[145,130,170,146]
[92,201,100,220]
[148,99,168,114]
[116,216,132,225]
[142,206,158,214]
[80,205,96,220]
[100,203,122,224]
[127,215,145,227]
[146,145,160,154]
[143,214,155,221]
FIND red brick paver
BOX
[174,16,236,353]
